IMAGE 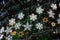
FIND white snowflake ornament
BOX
[47,10,55,18]
[23,22,32,31]
[51,3,57,10]
[6,35,12,40]
[5,27,12,34]
[18,12,24,20]
[57,18,60,24]
[0,27,4,33]
[58,14,60,18]
[9,18,16,26]
[0,34,4,40]
[14,22,21,29]
[30,14,37,21]
[36,6,44,14]
[36,23,43,30]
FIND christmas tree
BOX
[0,0,60,40]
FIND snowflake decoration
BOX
[5,27,12,34]
[0,27,4,33]
[57,18,60,24]
[58,14,60,18]
[36,6,44,14]
[47,10,55,18]
[9,18,16,26]
[23,22,32,31]
[18,12,24,20]
[14,22,21,29]
[0,34,4,40]
[36,23,43,30]
[30,14,37,21]
[6,35,12,40]
[51,3,57,10]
